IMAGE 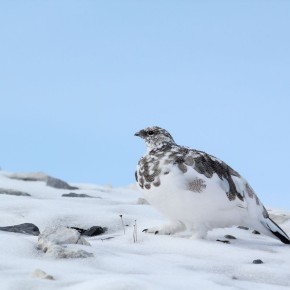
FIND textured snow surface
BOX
[0,171,289,290]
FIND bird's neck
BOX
[146,141,176,153]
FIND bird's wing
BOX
[184,149,246,203]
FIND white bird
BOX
[135,126,290,244]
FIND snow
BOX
[0,171,289,290]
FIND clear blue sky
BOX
[1,1,289,208]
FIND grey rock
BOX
[6,172,48,182]
[252,230,261,235]
[37,227,92,259]
[0,188,31,197]
[84,226,107,236]
[216,239,230,244]
[253,259,263,264]
[70,226,107,236]
[237,226,249,230]
[84,226,106,236]
[38,227,90,248]
[32,269,54,280]
[6,172,79,191]
[224,235,237,240]
[0,223,40,236]
[46,176,78,190]
[62,193,93,198]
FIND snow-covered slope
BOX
[0,171,289,290]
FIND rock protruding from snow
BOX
[37,227,93,259]
[38,227,91,247]
[237,226,249,230]
[62,193,93,198]
[32,269,54,280]
[6,171,79,190]
[70,226,107,236]
[253,259,264,264]
[0,223,40,236]
[83,226,107,236]
[46,176,78,190]
[6,172,48,182]
[0,188,31,197]
[224,235,237,240]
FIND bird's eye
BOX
[147,131,154,136]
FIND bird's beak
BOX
[134,130,143,137]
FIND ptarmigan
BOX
[135,126,290,244]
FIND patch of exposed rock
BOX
[0,188,31,197]
[62,193,93,198]
[70,226,107,236]
[37,227,93,259]
[0,223,40,236]
[6,172,79,190]
[46,176,78,190]
[32,269,54,280]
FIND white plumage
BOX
[135,126,290,244]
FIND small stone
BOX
[32,269,54,280]
[237,226,249,230]
[216,239,230,244]
[252,230,261,235]
[0,188,31,197]
[0,223,40,236]
[84,226,107,236]
[46,176,78,190]
[69,226,107,236]
[224,235,237,240]
[253,259,263,264]
[62,193,93,198]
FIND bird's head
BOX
[135,126,176,150]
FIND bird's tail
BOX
[261,218,290,244]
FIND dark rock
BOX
[69,226,107,237]
[46,176,78,190]
[62,193,93,198]
[0,223,40,236]
[224,235,237,240]
[237,226,249,230]
[0,188,31,197]
[216,239,230,244]
[252,230,261,235]
[84,226,107,236]
[253,259,263,264]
